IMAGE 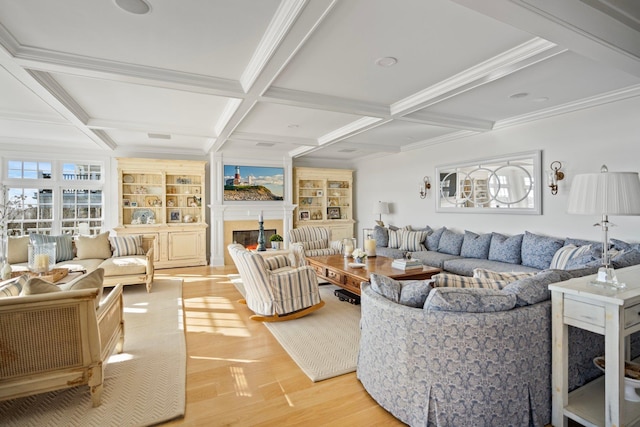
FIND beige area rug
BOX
[0,279,186,427]
[230,274,360,382]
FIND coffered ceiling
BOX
[0,0,639,164]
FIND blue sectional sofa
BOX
[357,265,640,426]
[372,225,640,276]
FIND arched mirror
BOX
[436,150,541,214]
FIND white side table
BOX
[550,264,640,427]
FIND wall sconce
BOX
[419,176,431,199]
[548,161,564,195]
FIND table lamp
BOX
[373,201,389,227]
[567,165,640,288]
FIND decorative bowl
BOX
[594,356,640,401]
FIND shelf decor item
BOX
[269,233,283,250]
[28,241,56,275]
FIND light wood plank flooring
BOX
[155,265,403,426]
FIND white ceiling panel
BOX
[0,0,639,162]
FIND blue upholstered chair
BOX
[288,226,342,257]
[227,243,324,321]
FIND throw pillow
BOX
[110,234,145,257]
[437,229,464,255]
[426,227,446,251]
[21,277,61,295]
[612,249,640,269]
[488,233,523,265]
[460,230,492,259]
[59,268,105,307]
[369,273,401,303]
[29,233,74,262]
[472,269,536,282]
[387,226,410,249]
[302,239,328,251]
[264,255,292,270]
[520,231,564,270]
[502,270,573,307]
[549,244,592,270]
[7,235,29,264]
[424,287,516,313]
[399,279,433,308]
[76,232,112,259]
[432,273,508,290]
[372,225,389,247]
[399,230,428,252]
[0,275,29,298]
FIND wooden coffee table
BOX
[306,254,441,295]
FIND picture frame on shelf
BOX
[327,206,341,219]
[299,210,310,220]
[316,190,323,197]
[169,209,181,223]
[166,196,177,207]
[123,199,130,207]
[187,196,201,207]
[130,201,138,207]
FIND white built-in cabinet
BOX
[114,158,207,269]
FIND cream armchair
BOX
[228,243,325,321]
[288,226,343,257]
[0,283,124,407]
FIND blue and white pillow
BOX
[460,230,492,259]
[521,231,564,270]
[549,244,593,270]
[488,233,523,265]
[425,287,516,313]
[426,227,446,251]
[29,233,74,262]
[399,230,428,252]
[437,229,464,255]
[110,235,146,257]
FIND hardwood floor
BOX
[155,265,403,426]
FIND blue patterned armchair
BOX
[227,244,324,321]
[357,267,615,426]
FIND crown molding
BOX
[391,38,564,116]
[229,131,317,147]
[399,111,494,132]
[0,109,65,124]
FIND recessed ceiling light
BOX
[256,142,275,147]
[114,0,151,14]
[532,97,549,103]
[509,92,529,99]
[287,124,299,128]
[338,148,357,153]
[375,57,398,67]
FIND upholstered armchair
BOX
[228,243,324,321]
[288,226,343,257]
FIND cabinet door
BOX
[168,231,203,260]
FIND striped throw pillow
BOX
[29,233,74,262]
[302,239,327,251]
[399,230,428,252]
[0,275,29,298]
[472,269,537,282]
[549,245,592,270]
[264,255,291,271]
[110,235,145,257]
[432,273,508,290]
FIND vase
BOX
[355,257,364,264]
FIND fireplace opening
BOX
[233,229,276,250]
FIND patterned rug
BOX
[230,274,361,381]
[0,279,186,427]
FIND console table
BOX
[306,254,440,295]
[550,264,640,427]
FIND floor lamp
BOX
[567,165,640,288]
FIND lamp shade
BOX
[373,201,389,215]
[567,168,640,215]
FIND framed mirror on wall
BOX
[436,150,541,215]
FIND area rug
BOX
[0,279,186,427]
[230,274,360,382]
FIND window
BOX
[4,159,104,236]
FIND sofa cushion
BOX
[56,258,104,272]
[424,287,516,313]
[7,235,29,264]
[0,275,28,298]
[488,233,523,265]
[411,250,461,269]
[437,229,464,255]
[369,273,401,303]
[610,239,639,252]
[76,232,112,259]
[399,279,433,308]
[443,258,540,276]
[302,239,328,251]
[460,231,492,259]
[30,233,74,262]
[110,234,145,257]
[473,268,537,282]
[549,244,593,270]
[432,273,508,290]
[372,225,389,247]
[99,256,147,277]
[263,255,292,270]
[426,227,446,251]
[399,230,428,252]
[374,246,407,260]
[521,231,564,270]
[502,269,573,307]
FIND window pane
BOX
[63,162,103,181]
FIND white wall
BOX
[353,95,640,244]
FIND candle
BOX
[259,211,263,222]
[35,253,49,271]
[344,243,354,257]
[365,238,377,257]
